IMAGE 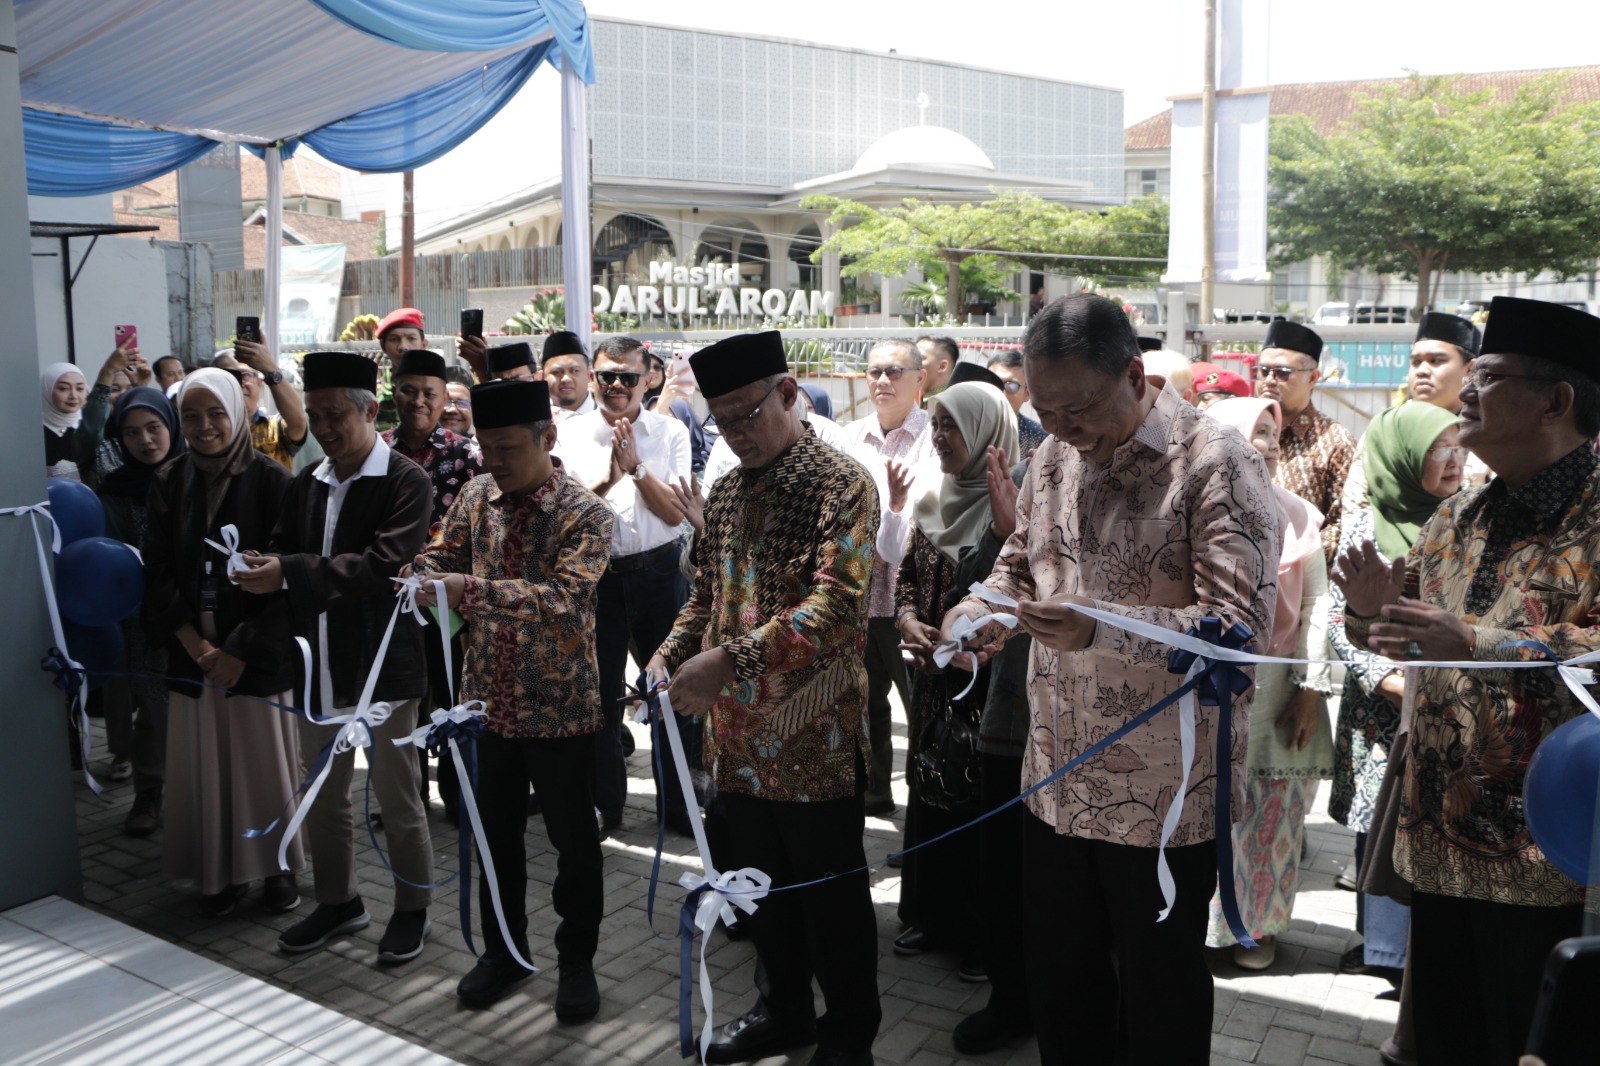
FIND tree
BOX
[1270,74,1600,322]
[801,190,1167,313]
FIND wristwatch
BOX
[630,464,648,482]
[262,370,284,387]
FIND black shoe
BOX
[863,796,895,818]
[555,962,600,1022]
[124,790,161,837]
[279,897,369,953]
[952,1004,1032,1055]
[1335,860,1358,891]
[377,909,430,965]
[892,928,933,957]
[261,874,300,914]
[808,1050,873,1066]
[198,882,249,918]
[457,956,536,1008]
[700,1005,816,1065]
[958,961,988,983]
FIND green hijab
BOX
[913,382,1021,562]
[1365,400,1460,560]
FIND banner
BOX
[278,244,346,347]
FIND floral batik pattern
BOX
[1276,403,1357,566]
[1206,777,1314,946]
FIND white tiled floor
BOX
[0,896,460,1066]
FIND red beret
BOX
[1190,362,1252,398]
[377,307,425,338]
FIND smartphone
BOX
[460,308,484,340]
[236,316,261,345]
[669,350,697,390]
[114,324,138,351]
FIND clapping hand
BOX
[670,475,706,535]
[886,458,915,514]
[986,446,1018,539]
[1331,539,1405,618]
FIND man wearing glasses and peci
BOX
[839,339,935,819]
[1253,320,1357,564]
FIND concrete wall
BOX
[0,0,84,909]
[31,227,175,375]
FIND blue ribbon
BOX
[1167,618,1257,950]
[41,647,85,696]
[396,711,484,954]
[678,884,709,1057]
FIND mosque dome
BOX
[853,125,996,173]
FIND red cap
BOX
[377,307,425,338]
[1190,362,1252,398]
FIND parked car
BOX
[1352,303,1410,323]
[1312,302,1351,325]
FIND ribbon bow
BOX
[202,523,249,581]
[677,866,772,1060]
[1501,640,1600,720]
[391,574,433,626]
[1164,618,1257,947]
[930,584,1022,700]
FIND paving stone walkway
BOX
[71,705,1397,1065]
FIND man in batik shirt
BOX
[1253,319,1355,564]
[649,330,882,1066]
[944,294,1280,1066]
[1339,296,1600,1066]
[413,378,612,1021]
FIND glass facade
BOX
[588,20,1124,204]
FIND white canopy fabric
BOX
[17,0,596,344]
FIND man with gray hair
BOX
[237,351,436,966]
[840,338,933,817]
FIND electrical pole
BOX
[401,169,415,307]
[1200,0,1217,328]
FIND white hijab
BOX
[41,362,85,436]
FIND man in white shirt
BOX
[553,336,693,836]
[839,339,935,816]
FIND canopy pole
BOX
[264,143,283,363]
[560,57,592,350]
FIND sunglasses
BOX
[1254,365,1312,382]
[595,370,643,388]
[866,366,912,380]
[1000,380,1023,394]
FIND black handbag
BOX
[909,686,983,814]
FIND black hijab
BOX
[98,387,185,499]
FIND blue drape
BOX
[300,42,553,171]
[22,110,218,197]
[307,0,594,82]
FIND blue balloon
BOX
[1524,713,1600,883]
[47,477,105,548]
[55,537,144,626]
[61,621,123,690]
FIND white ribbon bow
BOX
[929,584,1022,700]
[202,523,249,581]
[4,502,100,796]
[391,574,433,627]
[272,701,393,871]
[657,684,773,1064]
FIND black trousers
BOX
[718,783,882,1054]
[474,731,603,965]
[1023,813,1217,1066]
[977,753,1028,1024]
[594,546,694,823]
[863,617,909,803]
[1410,889,1580,1066]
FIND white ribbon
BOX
[388,575,540,974]
[657,685,772,1064]
[272,700,394,871]
[1153,656,1201,922]
[202,523,249,582]
[930,584,1022,700]
[4,502,100,796]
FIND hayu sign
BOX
[592,261,835,319]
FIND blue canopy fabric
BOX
[309,0,593,80]
[17,0,593,195]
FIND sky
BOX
[391,0,1600,239]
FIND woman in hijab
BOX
[1203,396,1337,970]
[879,381,1019,979]
[144,368,305,917]
[97,388,185,834]
[1327,400,1464,1066]
[42,362,92,481]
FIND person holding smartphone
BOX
[212,331,308,470]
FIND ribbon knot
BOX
[393,702,487,759]
[679,867,770,934]
[202,523,248,580]
[1166,618,1256,702]
[391,575,433,626]
[930,583,1023,700]
[41,647,87,696]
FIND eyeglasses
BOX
[1465,368,1555,390]
[446,398,472,410]
[595,370,643,388]
[1427,445,1467,462]
[1254,365,1313,382]
[865,365,911,380]
[1000,381,1024,394]
[716,380,783,438]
